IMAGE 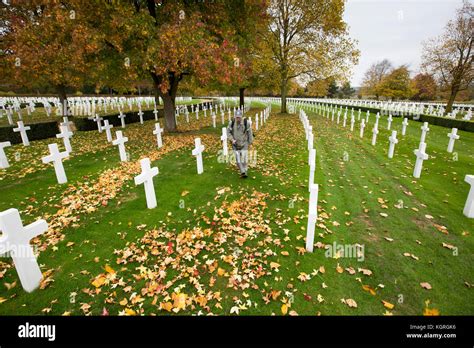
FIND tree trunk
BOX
[151,71,182,132]
[280,80,288,113]
[239,87,245,107]
[161,94,176,131]
[445,80,461,114]
[57,85,68,116]
[154,86,161,106]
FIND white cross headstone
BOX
[420,122,430,143]
[93,115,103,133]
[360,119,366,138]
[308,148,316,192]
[388,130,398,159]
[212,113,216,128]
[371,124,379,146]
[447,128,460,153]
[153,123,163,148]
[134,158,159,209]
[192,138,205,174]
[153,108,159,121]
[138,109,144,124]
[112,131,128,162]
[41,143,69,184]
[413,142,429,178]
[221,127,228,157]
[387,114,393,130]
[350,115,355,132]
[100,120,114,142]
[118,112,126,128]
[0,208,48,292]
[62,116,73,132]
[0,141,12,168]
[56,124,73,152]
[463,175,474,218]
[401,118,409,136]
[305,183,319,252]
[13,121,31,146]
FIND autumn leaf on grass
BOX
[91,274,107,288]
[104,265,115,275]
[382,300,395,310]
[281,303,288,315]
[160,302,173,312]
[172,293,187,312]
[358,268,373,276]
[345,267,356,275]
[271,290,281,301]
[342,298,358,308]
[296,247,306,255]
[270,262,281,271]
[442,242,456,251]
[423,307,440,316]
[181,190,190,197]
[281,251,289,256]
[420,282,432,290]
[433,223,448,234]
[336,263,344,273]
[362,284,376,296]
[0,297,7,304]
[297,272,310,282]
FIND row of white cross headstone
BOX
[299,109,319,253]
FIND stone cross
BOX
[61,116,73,132]
[366,111,370,123]
[360,119,365,138]
[138,109,144,124]
[447,128,460,153]
[350,115,355,132]
[387,114,393,130]
[305,183,319,252]
[112,131,128,162]
[413,142,429,178]
[153,123,163,148]
[221,127,228,157]
[42,143,69,184]
[0,208,48,292]
[192,137,205,174]
[153,108,159,121]
[420,122,430,143]
[308,148,316,192]
[56,125,73,153]
[463,175,474,218]
[0,141,12,168]
[371,124,379,146]
[118,112,126,128]
[307,127,313,151]
[100,120,114,142]
[134,158,159,209]
[13,121,31,146]
[212,113,216,128]
[388,130,398,159]
[93,115,103,133]
[401,118,409,136]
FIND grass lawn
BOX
[0,101,472,316]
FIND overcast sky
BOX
[344,0,464,86]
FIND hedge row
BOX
[0,121,59,144]
[312,101,474,132]
[0,102,212,144]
